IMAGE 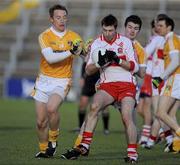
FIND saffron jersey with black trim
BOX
[38,27,82,78]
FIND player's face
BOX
[102,25,116,41]
[154,20,159,34]
[156,20,169,36]
[125,22,140,40]
[50,9,68,32]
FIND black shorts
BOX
[81,72,100,97]
[139,92,151,98]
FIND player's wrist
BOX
[118,58,122,65]
[159,74,165,81]
[69,49,74,54]
[94,63,100,68]
[115,57,122,65]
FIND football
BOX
[91,47,107,68]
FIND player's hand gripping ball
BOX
[91,47,110,68]
[84,38,93,54]
[70,38,83,56]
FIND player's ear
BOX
[49,16,53,23]
[66,16,69,23]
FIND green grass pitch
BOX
[0,99,179,165]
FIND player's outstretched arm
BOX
[42,47,71,64]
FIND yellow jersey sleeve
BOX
[164,33,180,74]
[168,34,180,52]
[38,31,51,49]
[133,40,146,67]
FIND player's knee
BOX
[156,110,164,120]
[47,104,57,114]
[122,115,131,126]
[90,103,100,115]
[37,119,48,130]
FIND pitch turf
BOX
[0,99,179,165]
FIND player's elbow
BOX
[85,68,95,76]
[170,51,180,68]
[42,49,55,64]
[85,64,98,76]
[45,58,54,64]
[44,57,56,64]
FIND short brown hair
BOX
[101,14,118,29]
[49,4,68,18]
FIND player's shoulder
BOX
[166,32,180,47]
[151,35,164,42]
[119,33,133,45]
[134,40,144,50]
[38,28,51,39]
[89,35,102,48]
[67,30,81,38]
[134,40,142,46]
[92,35,103,43]
[172,33,180,41]
[67,29,78,35]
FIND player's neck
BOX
[50,26,67,38]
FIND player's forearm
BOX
[42,47,71,64]
[144,38,157,58]
[120,60,139,73]
[160,51,179,79]
[137,67,146,78]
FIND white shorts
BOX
[152,59,164,97]
[152,59,164,77]
[160,74,180,100]
[31,74,72,103]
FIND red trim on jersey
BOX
[119,55,126,60]
[129,61,135,71]
[117,33,120,39]
[107,55,127,67]
[100,35,103,41]
[101,33,119,45]
[109,63,119,67]
[148,55,153,60]
[157,49,164,59]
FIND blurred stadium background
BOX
[0,0,180,100]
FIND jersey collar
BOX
[50,26,67,38]
[101,33,120,45]
[165,31,173,40]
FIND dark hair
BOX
[151,19,155,29]
[101,14,118,29]
[49,4,68,18]
[158,16,175,31]
[124,15,142,30]
[156,13,168,21]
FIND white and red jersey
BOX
[87,33,139,84]
[145,35,165,77]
